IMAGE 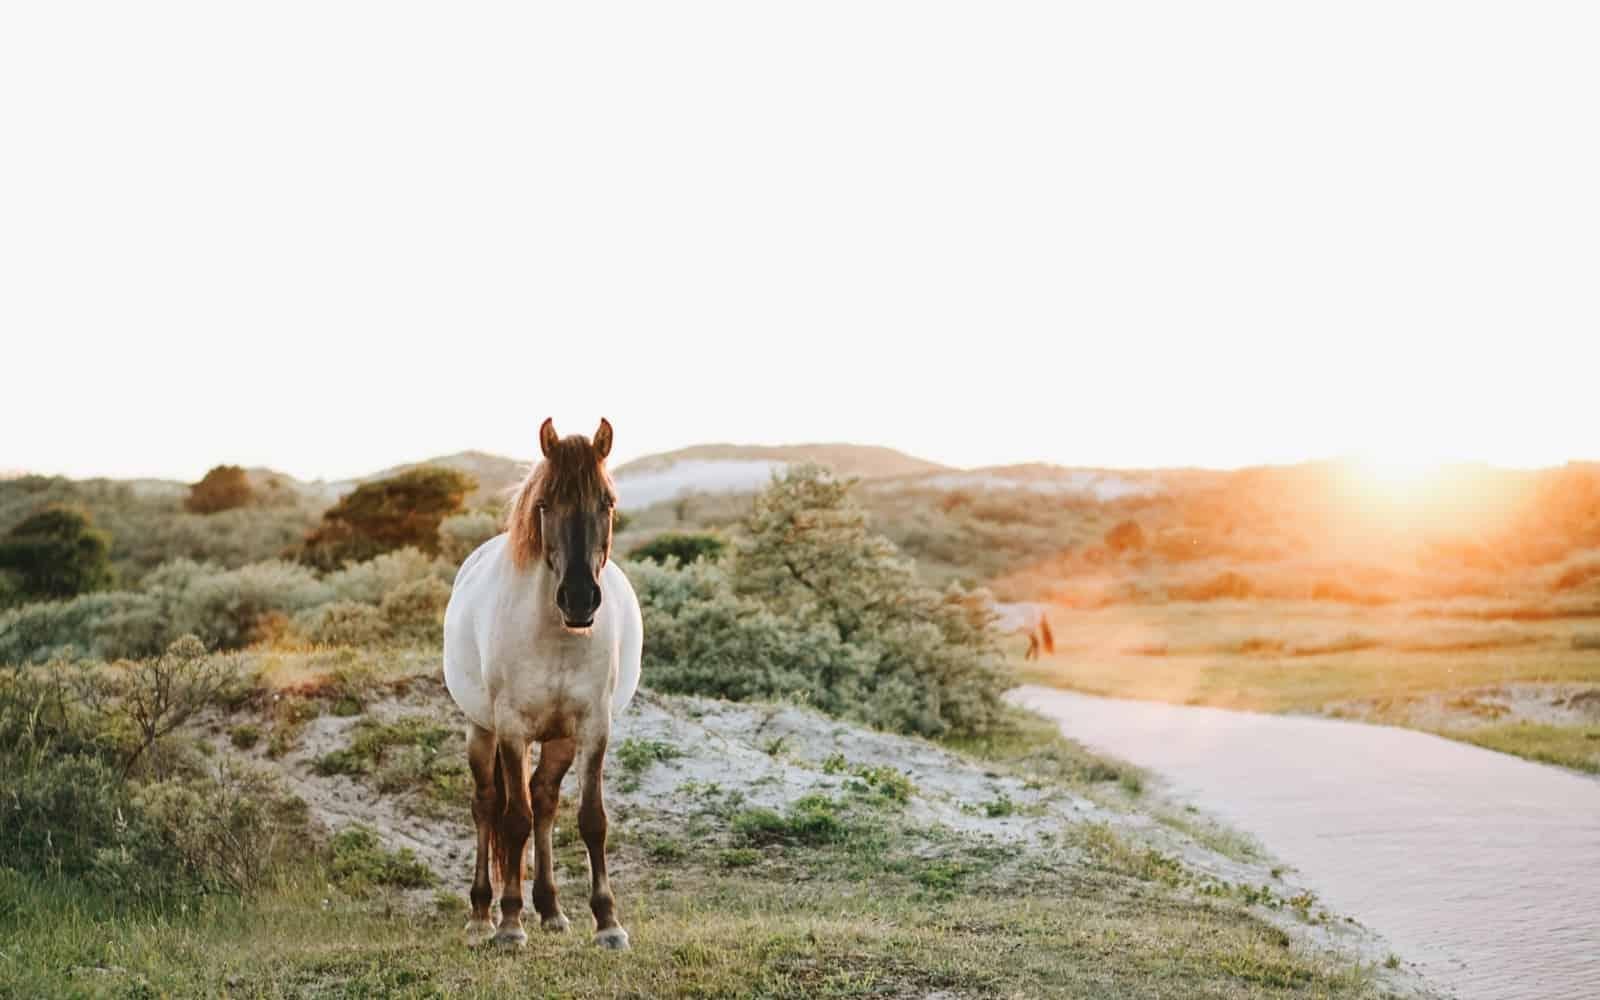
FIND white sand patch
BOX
[615,459,787,509]
[920,471,1161,502]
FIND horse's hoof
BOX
[541,913,571,933]
[493,926,528,950]
[594,926,630,951]
[464,918,496,947]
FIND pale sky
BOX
[3,3,1596,482]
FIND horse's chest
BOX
[489,643,611,739]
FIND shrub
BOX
[632,558,866,708]
[438,510,501,566]
[301,467,474,570]
[634,467,1013,738]
[0,592,169,665]
[150,559,331,650]
[325,547,448,605]
[381,575,452,642]
[730,465,1012,738]
[329,825,434,893]
[0,663,306,901]
[185,465,254,515]
[629,532,728,566]
[131,763,309,894]
[297,601,390,647]
[0,506,113,601]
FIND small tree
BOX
[0,506,113,600]
[185,465,255,514]
[301,467,475,570]
[733,465,1011,737]
[630,532,728,566]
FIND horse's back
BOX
[605,561,643,715]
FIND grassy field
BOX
[0,856,1375,999]
[0,645,1408,999]
[1020,600,1600,773]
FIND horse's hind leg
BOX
[493,733,535,949]
[530,737,577,932]
[464,723,498,946]
[578,735,628,950]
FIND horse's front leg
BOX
[493,732,534,949]
[578,734,628,949]
[464,723,498,946]
[530,737,577,932]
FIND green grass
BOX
[1435,721,1600,773]
[0,848,1381,1000]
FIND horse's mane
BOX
[505,436,616,570]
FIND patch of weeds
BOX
[646,836,688,863]
[229,724,261,750]
[433,890,467,915]
[264,697,319,759]
[733,794,851,847]
[1118,770,1143,796]
[1287,889,1320,922]
[616,737,683,772]
[614,738,683,792]
[313,716,454,780]
[981,794,1016,818]
[821,752,848,774]
[912,860,969,896]
[762,736,789,757]
[329,825,434,893]
[718,847,760,868]
[675,779,746,820]
[1077,822,1184,885]
[843,764,915,807]
[1384,953,1402,970]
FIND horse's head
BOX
[512,417,618,631]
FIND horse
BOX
[989,600,1055,660]
[443,417,643,951]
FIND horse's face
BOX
[537,417,617,631]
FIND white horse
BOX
[443,417,642,950]
[990,600,1055,660]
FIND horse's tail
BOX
[1039,614,1055,655]
[487,741,508,888]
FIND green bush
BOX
[630,532,728,566]
[0,663,307,901]
[149,559,331,650]
[300,467,474,570]
[380,575,452,642]
[0,592,169,664]
[438,510,501,566]
[0,506,113,602]
[633,466,1011,739]
[329,825,435,893]
[297,600,390,646]
[325,547,448,605]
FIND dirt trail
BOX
[1013,685,1600,1000]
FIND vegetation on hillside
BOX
[299,466,476,570]
[185,464,254,514]
[0,506,113,604]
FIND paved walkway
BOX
[1012,686,1600,1000]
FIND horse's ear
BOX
[593,418,613,460]
[539,418,559,457]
